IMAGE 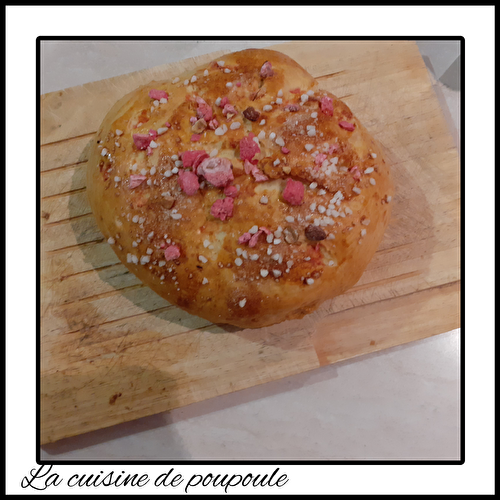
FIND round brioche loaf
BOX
[87,48,394,328]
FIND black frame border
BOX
[36,35,465,467]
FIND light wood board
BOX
[40,41,461,444]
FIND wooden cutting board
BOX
[40,41,461,444]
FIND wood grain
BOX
[40,41,461,444]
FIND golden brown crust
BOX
[87,48,394,328]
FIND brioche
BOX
[87,48,394,328]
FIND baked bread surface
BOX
[87,48,394,328]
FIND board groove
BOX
[43,261,121,283]
[58,304,175,337]
[41,131,96,148]
[315,69,348,80]
[50,283,147,308]
[41,210,90,227]
[40,160,88,176]
[319,279,459,324]
[43,237,106,255]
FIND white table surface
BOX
[40,40,461,461]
